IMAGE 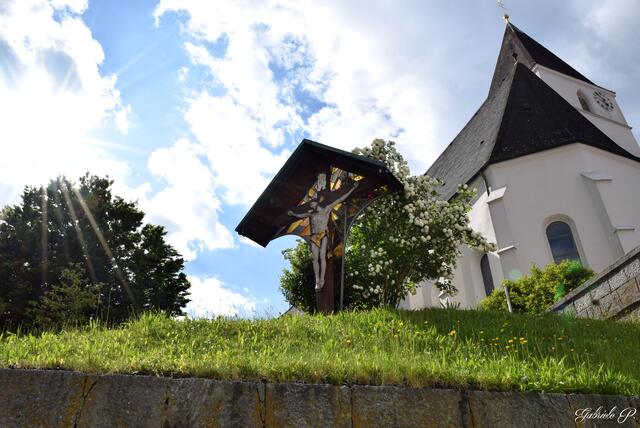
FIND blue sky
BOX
[1,0,639,316]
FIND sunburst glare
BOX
[0,68,128,198]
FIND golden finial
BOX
[497,0,510,23]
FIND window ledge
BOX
[614,226,635,233]
[581,171,613,182]
[497,245,516,255]
[486,186,507,204]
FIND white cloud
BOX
[582,0,640,43]
[0,0,131,201]
[142,139,234,261]
[183,93,291,205]
[153,0,446,208]
[185,275,257,318]
[154,0,640,198]
[50,0,87,14]
[114,104,131,135]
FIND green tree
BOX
[279,240,316,311]
[0,174,190,329]
[33,264,101,328]
[279,139,495,311]
[479,260,594,314]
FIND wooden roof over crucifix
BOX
[235,139,403,247]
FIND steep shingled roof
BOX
[427,62,639,200]
[488,24,594,96]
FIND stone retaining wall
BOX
[0,369,639,427]
[549,245,640,321]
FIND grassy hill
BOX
[1,308,638,395]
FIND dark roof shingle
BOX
[427,62,639,200]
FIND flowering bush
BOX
[279,139,495,311]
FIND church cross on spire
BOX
[497,0,510,23]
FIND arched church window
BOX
[546,221,581,264]
[480,254,494,296]
[577,90,591,112]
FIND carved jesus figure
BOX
[288,179,359,290]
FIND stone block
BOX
[580,307,591,319]
[616,279,640,312]
[608,271,629,292]
[77,375,263,428]
[568,393,635,428]
[573,293,593,313]
[591,303,610,320]
[578,305,599,319]
[168,379,263,427]
[76,374,172,428]
[596,291,622,319]
[623,258,640,281]
[466,390,574,428]
[626,396,640,427]
[265,383,351,428]
[620,305,640,322]
[0,368,87,427]
[586,306,600,319]
[590,282,611,302]
[352,385,463,428]
[561,303,577,316]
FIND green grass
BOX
[1,308,639,395]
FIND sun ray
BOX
[58,179,97,282]
[88,137,149,155]
[40,186,48,291]
[56,56,80,94]
[71,187,136,306]
[51,182,72,265]
[113,34,171,77]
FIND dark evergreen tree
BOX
[0,175,190,329]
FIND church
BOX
[401,22,640,309]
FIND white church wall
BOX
[397,281,431,310]
[533,65,640,157]
[580,146,640,254]
[582,113,640,157]
[405,244,505,310]
[485,144,640,276]
[533,66,624,123]
[467,175,498,243]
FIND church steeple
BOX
[427,62,639,200]
[489,23,594,96]
[486,23,640,158]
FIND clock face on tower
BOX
[593,91,615,111]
